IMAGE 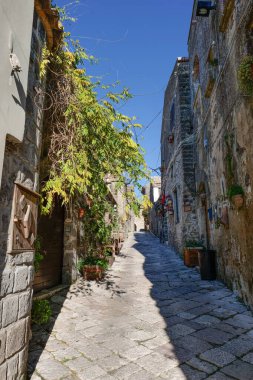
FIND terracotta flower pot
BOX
[78,208,85,219]
[184,247,202,267]
[232,194,244,209]
[83,265,104,281]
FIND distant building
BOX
[160,58,198,251]
[143,176,161,236]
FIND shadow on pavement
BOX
[132,231,253,380]
[28,270,126,378]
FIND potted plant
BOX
[183,240,205,267]
[77,251,109,281]
[103,245,115,266]
[166,196,174,215]
[168,134,174,144]
[227,184,244,209]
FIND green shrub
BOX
[31,300,51,325]
[77,256,109,273]
[34,236,44,273]
[227,184,244,200]
[238,56,253,95]
[185,240,205,249]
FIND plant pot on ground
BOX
[104,246,115,267]
[77,255,109,281]
[183,240,205,267]
[227,184,244,209]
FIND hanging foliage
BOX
[39,24,149,248]
[237,55,253,95]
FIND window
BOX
[193,55,200,81]
[170,102,175,131]
[174,189,180,224]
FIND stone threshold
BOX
[33,284,69,301]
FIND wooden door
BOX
[33,199,64,293]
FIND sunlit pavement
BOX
[28,232,253,380]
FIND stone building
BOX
[0,1,61,377]
[160,58,198,251]
[143,176,161,236]
[188,0,253,308]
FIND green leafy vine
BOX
[39,11,149,254]
[237,55,253,95]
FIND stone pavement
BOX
[28,232,253,380]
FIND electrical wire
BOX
[137,109,163,138]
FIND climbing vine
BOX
[39,19,149,248]
[237,55,253,95]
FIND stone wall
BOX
[161,59,198,252]
[134,212,145,232]
[0,2,64,376]
[0,8,47,378]
[189,0,253,308]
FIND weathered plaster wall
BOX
[0,0,34,187]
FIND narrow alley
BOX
[29,233,253,380]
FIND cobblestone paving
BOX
[28,232,253,379]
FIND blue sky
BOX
[58,0,193,174]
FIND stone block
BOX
[18,290,32,319]
[169,323,195,339]
[242,352,253,364]
[111,362,141,379]
[179,364,207,380]
[8,252,34,266]
[121,345,151,361]
[221,359,253,379]
[226,314,253,330]
[7,354,19,379]
[206,371,233,379]
[187,357,217,374]
[174,335,212,354]
[19,346,28,375]
[0,329,6,365]
[0,269,14,297]
[28,265,34,284]
[6,319,26,358]
[2,294,19,327]
[193,315,220,326]
[0,299,2,328]
[192,328,233,345]
[14,266,28,292]
[200,348,236,367]
[221,335,253,357]
[25,316,31,344]
[0,362,7,379]
[36,358,73,380]
[78,364,107,380]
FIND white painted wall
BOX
[0,0,34,186]
[153,187,160,202]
